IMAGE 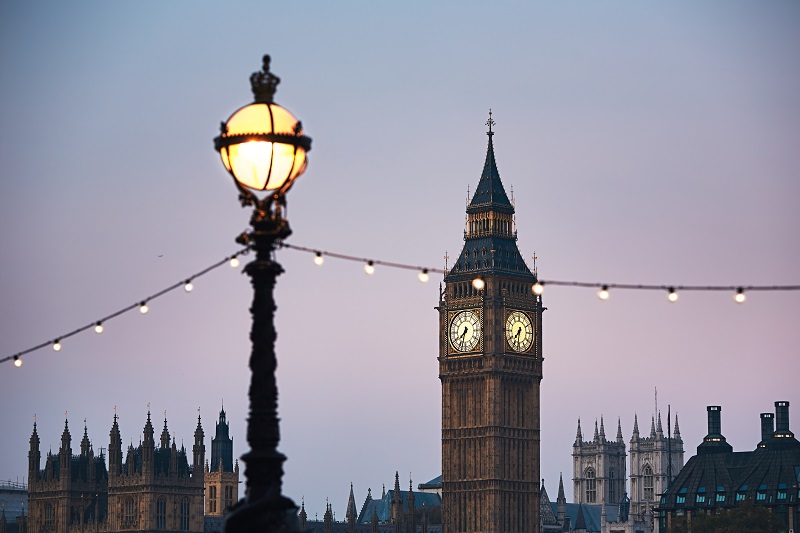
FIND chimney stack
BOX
[698,405,732,454]
[774,401,793,439]
[759,413,774,446]
[707,406,722,436]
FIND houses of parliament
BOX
[19,406,238,533]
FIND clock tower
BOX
[438,115,543,533]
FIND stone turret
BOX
[109,414,122,476]
[193,414,205,475]
[391,471,402,524]
[346,483,357,533]
[407,478,416,533]
[142,411,155,480]
[323,500,332,533]
[59,419,72,488]
[298,498,307,531]
[160,416,171,449]
[28,421,40,484]
[557,473,566,524]
[80,421,91,456]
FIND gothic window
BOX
[124,498,135,525]
[585,468,596,503]
[156,497,167,530]
[643,465,654,500]
[609,468,616,503]
[180,499,190,531]
[224,486,234,509]
[44,503,55,528]
[209,486,217,513]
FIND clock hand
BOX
[515,326,521,340]
[460,326,468,340]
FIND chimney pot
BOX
[774,401,792,438]
[707,406,722,436]
[760,413,774,444]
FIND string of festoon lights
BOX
[3,243,799,368]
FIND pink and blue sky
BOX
[1,1,798,518]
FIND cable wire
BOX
[3,242,799,367]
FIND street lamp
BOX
[214,54,312,533]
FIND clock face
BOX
[506,310,534,352]
[449,310,481,353]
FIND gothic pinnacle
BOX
[616,417,624,443]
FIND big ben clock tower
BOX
[438,114,543,533]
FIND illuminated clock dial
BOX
[449,310,481,353]
[505,310,534,352]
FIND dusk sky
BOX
[1,1,798,519]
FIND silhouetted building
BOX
[657,401,800,532]
[204,407,239,517]
[438,116,543,532]
[356,473,440,530]
[573,418,627,506]
[27,412,205,533]
[27,419,108,533]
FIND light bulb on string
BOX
[184,280,194,292]
[597,285,610,301]
[734,287,746,304]
[532,282,544,296]
[313,252,324,266]
[95,322,104,334]
[53,340,62,352]
[667,288,679,303]
[472,277,485,290]
[140,301,149,314]
[230,256,240,268]
[418,269,430,283]
[364,261,375,275]
[14,356,22,368]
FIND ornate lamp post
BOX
[214,55,312,533]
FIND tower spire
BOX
[616,417,624,443]
[575,418,583,444]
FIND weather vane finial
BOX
[486,109,495,136]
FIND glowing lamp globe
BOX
[214,55,312,197]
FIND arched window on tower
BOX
[585,468,597,503]
[609,468,616,503]
[180,499,190,531]
[643,465,654,500]
[124,498,135,526]
[44,503,55,528]
[209,486,217,514]
[156,497,166,530]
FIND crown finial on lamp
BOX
[250,55,281,104]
